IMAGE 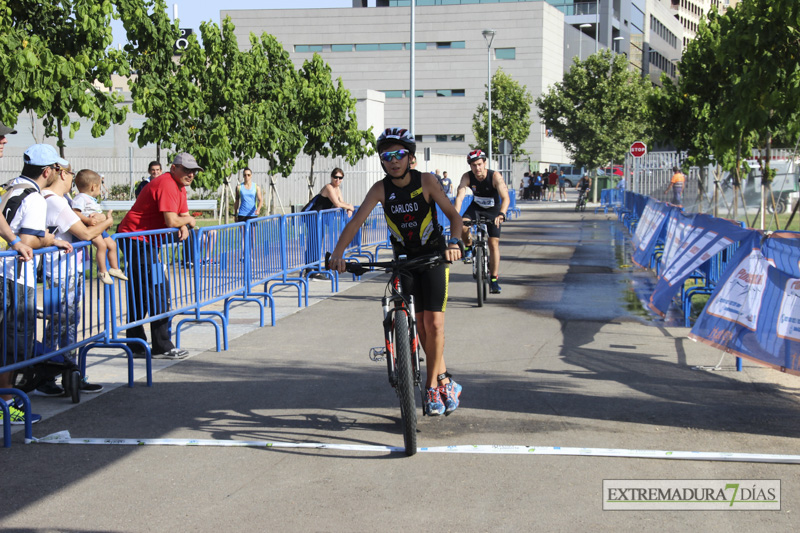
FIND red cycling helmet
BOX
[467,149,487,163]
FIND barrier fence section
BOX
[609,188,800,376]
[1,243,113,445]
[242,215,283,326]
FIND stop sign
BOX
[630,141,647,158]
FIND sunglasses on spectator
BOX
[332,175,344,179]
[178,165,198,174]
[380,149,410,162]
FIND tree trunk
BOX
[57,123,65,158]
[308,153,316,201]
[269,176,276,215]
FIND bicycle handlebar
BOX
[325,251,449,276]
[463,214,493,227]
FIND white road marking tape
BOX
[30,431,800,464]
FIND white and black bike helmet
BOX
[376,127,417,154]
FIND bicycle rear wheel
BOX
[475,246,485,307]
[393,310,417,455]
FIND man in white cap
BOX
[117,152,200,360]
[0,143,73,425]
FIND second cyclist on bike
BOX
[454,149,510,294]
[327,128,464,417]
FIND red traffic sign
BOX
[630,141,647,158]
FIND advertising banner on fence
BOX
[631,199,672,268]
[690,232,800,375]
[648,214,756,316]
[661,209,696,270]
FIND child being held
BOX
[72,170,128,284]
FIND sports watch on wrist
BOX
[447,237,464,249]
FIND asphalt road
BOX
[3,199,799,532]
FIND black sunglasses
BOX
[332,175,344,179]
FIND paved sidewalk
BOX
[3,195,799,532]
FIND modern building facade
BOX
[224,1,569,162]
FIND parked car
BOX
[547,164,584,187]
[721,159,798,214]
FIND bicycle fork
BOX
[372,296,422,392]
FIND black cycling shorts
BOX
[398,261,450,313]
[463,203,501,238]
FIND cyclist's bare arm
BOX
[454,172,471,214]
[492,170,510,227]
[328,180,384,273]
[422,173,463,261]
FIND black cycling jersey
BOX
[383,169,444,256]
[468,169,501,215]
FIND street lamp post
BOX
[579,23,591,59]
[482,29,496,164]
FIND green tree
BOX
[168,18,245,192]
[8,0,127,156]
[242,31,305,213]
[537,50,652,170]
[296,53,374,200]
[472,68,533,158]
[0,2,57,126]
[116,0,189,164]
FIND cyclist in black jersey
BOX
[454,149,510,294]
[328,128,464,417]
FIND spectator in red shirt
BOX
[546,170,558,201]
[117,153,200,360]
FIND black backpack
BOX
[1,182,38,225]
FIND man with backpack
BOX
[0,144,73,425]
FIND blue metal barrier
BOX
[508,189,521,218]
[110,229,210,383]
[266,212,312,308]
[177,223,249,350]
[1,243,113,445]
[244,215,283,324]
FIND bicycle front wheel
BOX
[393,310,417,455]
[482,247,489,301]
[475,246,485,307]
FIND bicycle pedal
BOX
[369,347,386,362]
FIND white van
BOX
[547,164,585,187]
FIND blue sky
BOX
[112,0,353,48]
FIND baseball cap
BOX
[171,152,204,172]
[23,144,69,167]
[0,121,17,136]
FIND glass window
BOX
[436,89,452,97]
[331,44,352,52]
[380,43,404,51]
[436,42,451,49]
[295,45,322,53]
[415,42,427,50]
[416,90,424,98]
[451,41,465,49]
[383,90,405,98]
[436,135,449,142]
[355,43,380,51]
[495,48,516,60]
[452,89,465,97]
[450,134,465,142]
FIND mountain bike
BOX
[325,251,449,456]
[575,187,589,212]
[464,215,490,307]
